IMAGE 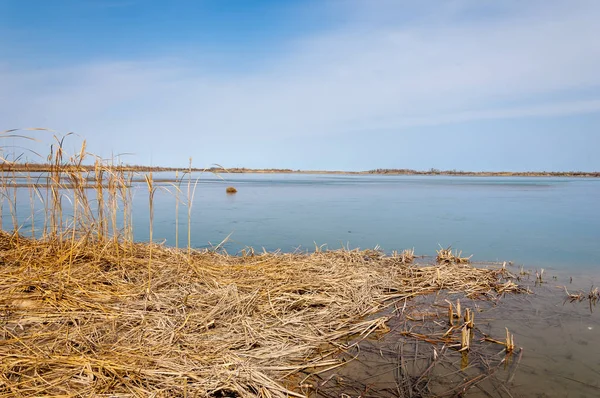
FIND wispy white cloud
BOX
[1,0,599,165]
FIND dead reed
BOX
[564,285,600,312]
[392,248,415,264]
[436,245,472,265]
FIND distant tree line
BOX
[366,168,600,177]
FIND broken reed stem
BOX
[393,248,415,264]
[464,308,474,329]
[536,268,545,284]
[436,246,472,265]
[460,324,470,352]
[505,327,515,353]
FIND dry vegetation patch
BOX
[0,233,522,397]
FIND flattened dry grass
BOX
[0,233,521,397]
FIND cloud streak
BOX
[1,0,599,166]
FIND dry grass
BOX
[0,130,525,396]
[0,234,523,397]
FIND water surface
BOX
[7,173,599,270]
[137,174,600,271]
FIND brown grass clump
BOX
[436,245,473,265]
[226,186,238,194]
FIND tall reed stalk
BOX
[187,158,192,257]
[175,170,179,249]
[144,172,155,294]
[10,169,18,235]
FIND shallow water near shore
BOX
[8,173,599,270]
[308,266,600,397]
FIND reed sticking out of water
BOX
[464,307,474,329]
[436,245,472,265]
[505,328,515,353]
[564,285,600,312]
[536,268,545,284]
[460,324,471,352]
[393,248,415,264]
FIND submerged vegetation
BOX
[0,129,528,396]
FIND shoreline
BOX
[1,163,599,177]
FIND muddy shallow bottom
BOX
[304,266,600,397]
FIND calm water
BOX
[130,173,599,271]
[7,173,600,270]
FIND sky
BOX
[1,0,599,171]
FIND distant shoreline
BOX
[0,164,598,177]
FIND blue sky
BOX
[1,0,599,171]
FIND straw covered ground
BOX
[0,232,522,397]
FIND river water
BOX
[128,173,600,271]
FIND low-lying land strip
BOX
[1,163,598,177]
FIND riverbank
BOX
[0,233,524,396]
